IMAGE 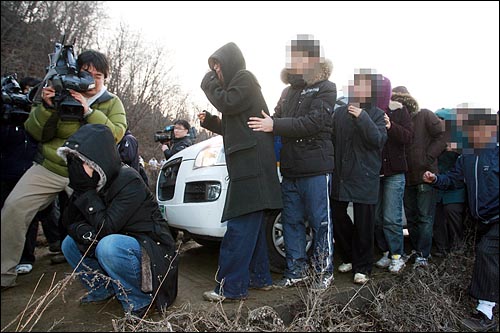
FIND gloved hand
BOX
[67,222,98,257]
[67,155,99,194]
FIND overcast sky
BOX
[105,1,499,113]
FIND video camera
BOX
[38,36,95,121]
[154,125,175,144]
[1,74,32,125]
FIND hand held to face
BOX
[348,104,362,118]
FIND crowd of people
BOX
[0,35,497,330]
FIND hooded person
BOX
[198,42,283,301]
[57,123,177,317]
[373,76,413,274]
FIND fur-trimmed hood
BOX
[57,124,122,191]
[391,92,419,115]
[280,59,333,86]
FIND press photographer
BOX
[1,47,127,289]
[156,119,193,160]
[35,38,96,121]
[0,74,33,126]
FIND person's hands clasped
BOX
[248,111,274,132]
[67,155,100,194]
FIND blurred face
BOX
[213,62,224,85]
[288,51,319,75]
[348,75,372,106]
[174,124,188,139]
[80,64,105,97]
[466,123,498,149]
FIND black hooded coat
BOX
[200,42,283,221]
[57,124,178,311]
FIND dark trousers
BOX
[470,222,499,303]
[433,202,465,253]
[214,210,273,299]
[332,200,375,276]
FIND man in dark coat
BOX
[198,42,282,301]
[58,124,178,317]
[248,35,336,291]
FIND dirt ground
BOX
[1,237,386,332]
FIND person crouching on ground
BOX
[58,124,178,317]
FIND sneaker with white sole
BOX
[375,251,390,268]
[338,262,352,273]
[388,255,405,274]
[273,276,308,288]
[311,274,334,292]
[15,264,33,274]
[353,273,369,284]
[413,256,429,268]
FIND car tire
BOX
[265,210,314,274]
[265,210,286,273]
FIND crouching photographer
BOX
[156,119,193,160]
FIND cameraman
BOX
[161,119,193,160]
[1,50,127,289]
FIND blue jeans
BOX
[404,183,437,258]
[281,174,333,278]
[215,210,272,299]
[62,234,151,313]
[375,173,406,256]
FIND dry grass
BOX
[5,226,499,332]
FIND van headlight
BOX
[193,145,225,169]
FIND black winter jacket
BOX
[58,124,178,311]
[331,106,387,204]
[200,42,282,221]
[163,136,192,160]
[380,101,414,176]
[273,63,337,178]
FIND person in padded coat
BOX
[330,69,388,285]
[248,35,336,291]
[58,124,177,317]
[198,42,282,302]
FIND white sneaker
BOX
[413,256,429,268]
[311,274,334,292]
[338,262,352,273]
[388,255,405,274]
[15,264,33,274]
[375,251,390,268]
[353,273,369,284]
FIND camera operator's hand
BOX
[67,155,100,195]
[161,143,172,151]
[69,90,90,114]
[41,86,56,108]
